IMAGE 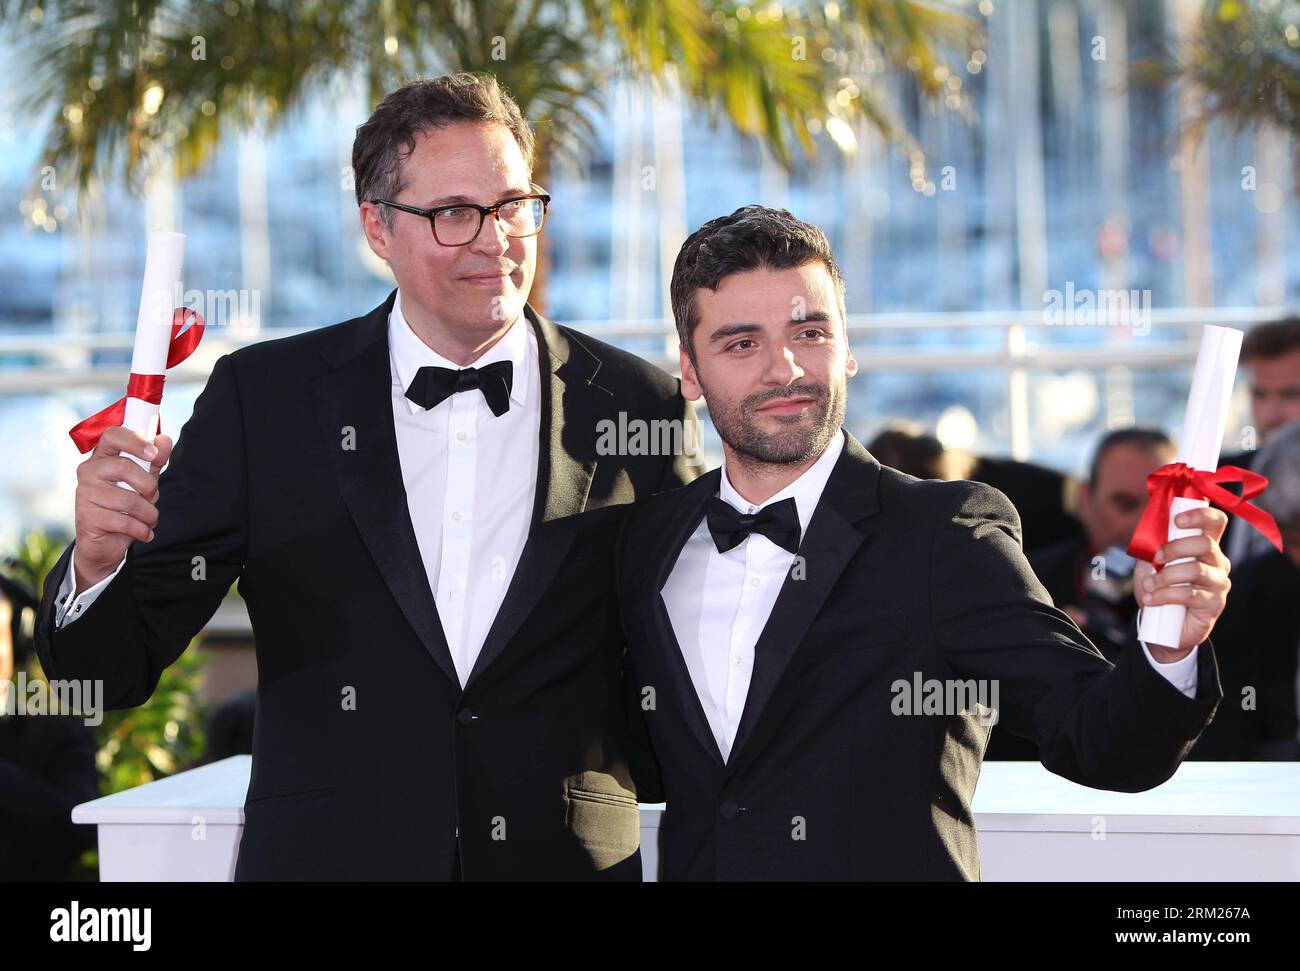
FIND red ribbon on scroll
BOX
[1127,462,1284,566]
[68,307,206,453]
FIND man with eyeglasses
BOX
[36,72,703,881]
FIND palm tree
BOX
[1133,0,1300,181]
[2,0,975,308]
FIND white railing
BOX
[0,306,1287,395]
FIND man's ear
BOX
[1077,480,1093,521]
[359,203,391,262]
[845,349,859,379]
[679,344,703,401]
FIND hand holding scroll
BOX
[1132,505,1231,657]
[72,427,174,592]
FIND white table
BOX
[72,758,1300,881]
[974,761,1300,880]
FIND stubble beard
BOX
[709,378,847,474]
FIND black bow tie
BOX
[405,360,513,417]
[706,495,801,555]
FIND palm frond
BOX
[5,0,975,196]
[1133,0,1300,139]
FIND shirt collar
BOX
[389,288,532,414]
[718,427,846,534]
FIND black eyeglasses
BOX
[369,186,551,246]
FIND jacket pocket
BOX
[245,783,337,805]
[564,786,640,871]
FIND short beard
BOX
[708,379,847,473]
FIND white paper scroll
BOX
[1137,324,1243,648]
[118,230,186,482]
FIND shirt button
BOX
[456,431,468,442]
[451,512,461,523]
[749,577,760,587]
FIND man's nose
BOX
[470,212,512,255]
[1255,406,1280,439]
[762,343,804,384]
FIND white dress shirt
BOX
[56,289,542,688]
[659,429,1198,763]
[662,431,846,761]
[386,290,539,684]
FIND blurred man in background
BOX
[0,571,98,880]
[1192,421,1300,760]
[1222,317,1300,567]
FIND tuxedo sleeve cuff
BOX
[54,548,127,628]
[1138,640,1199,699]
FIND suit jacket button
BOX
[457,709,476,726]
[719,800,741,820]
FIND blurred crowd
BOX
[871,316,1300,763]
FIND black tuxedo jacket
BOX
[36,289,701,880]
[1190,550,1300,760]
[618,432,1223,880]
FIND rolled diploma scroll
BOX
[117,230,186,485]
[1137,324,1243,648]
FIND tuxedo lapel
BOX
[640,470,729,767]
[312,290,459,687]
[529,307,607,526]
[724,433,882,772]
[464,307,609,688]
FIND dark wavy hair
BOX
[670,205,846,363]
[352,72,535,229]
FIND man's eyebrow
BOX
[706,312,835,342]
[707,322,762,342]
[423,187,534,207]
